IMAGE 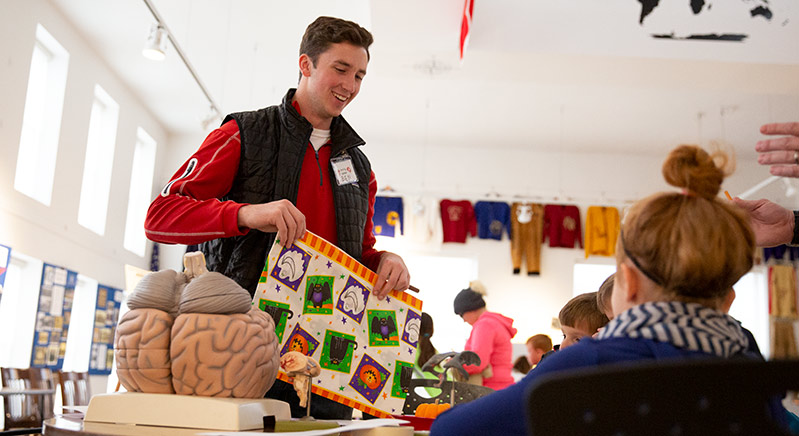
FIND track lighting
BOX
[142,24,167,61]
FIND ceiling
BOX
[50,0,799,161]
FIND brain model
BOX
[115,253,279,398]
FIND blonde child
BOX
[432,145,788,435]
[558,292,609,349]
[596,273,615,320]
[525,334,552,367]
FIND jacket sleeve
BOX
[430,340,600,436]
[463,321,493,375]
[360,171,385,271]
[144,121,248,245]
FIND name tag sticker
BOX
[331,156,358,186]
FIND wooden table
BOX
[43,416,423,435]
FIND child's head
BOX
[613,145,754,317]
[596,273,616,320]
[558,292,609,349]
[525,334,553,365]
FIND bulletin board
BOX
[30,263,77,370]
[88,284,123,375]
[253,231,423,417]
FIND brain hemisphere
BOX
[114,308,175,393]
[171,308,279,397]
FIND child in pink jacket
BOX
[454,282,517,390]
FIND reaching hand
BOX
[236,199,307,246]
[755,122,799,177]
[731,197,794,247]
[372,251,410,300]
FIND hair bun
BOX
[662,145,726,200]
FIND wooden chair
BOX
[1,367,55,435]
[525,358,799,436]
[55,371,90,409]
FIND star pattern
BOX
[382,393,388,400]
[340,274,346,280]
[275,284,281,293]
[386,297,391,303]
[339,386,345,391]
[326,261,333,268]
[341,317,347,325]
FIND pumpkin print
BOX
[288,334,309,355]
[359,364,382,390]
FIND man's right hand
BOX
[731,197,794,247]
[237,200,307,246]
[755,122,799,177]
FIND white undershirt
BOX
[310,128,331,151]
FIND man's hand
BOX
[755,122,799,177]
[237,199,307,246]
[372,252,410,300]
[731,197,794,247]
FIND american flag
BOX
[460,0,474,61]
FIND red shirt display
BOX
[440,200,477,243]
[543,205,583,249]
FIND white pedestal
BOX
[84,392,291,431]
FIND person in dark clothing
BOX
[145,16,411,419]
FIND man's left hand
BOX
[372,252,410,300]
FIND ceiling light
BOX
[142,24,167,61]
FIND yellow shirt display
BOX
[585,206,620,258]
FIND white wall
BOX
[0,1,173,395]
[159,124,770,351]
[0,0,169,289]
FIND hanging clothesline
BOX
[377,186,638,208]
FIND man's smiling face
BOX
[300,41,368,126]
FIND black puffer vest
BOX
[200,89,371,296]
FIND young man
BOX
[145,16,410,418]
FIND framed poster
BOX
[254,231,423,417]
[30,263,77,370]
[88,284,123,375]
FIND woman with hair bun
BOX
[432,145,790,435]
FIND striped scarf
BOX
[596,301,749,358]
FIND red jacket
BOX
[145,118,383,271]
[464,311,517,390]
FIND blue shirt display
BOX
[373,196,403,237]
[474,201,511,241]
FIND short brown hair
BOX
[559,292,609,334]
[526,334,553,352]
[596,273,615,316]
[300,16,374,65]
[618,145,754,304]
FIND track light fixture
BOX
[142,24,167,61]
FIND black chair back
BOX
[525,359,799,436]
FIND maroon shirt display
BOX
[543,204,583,248]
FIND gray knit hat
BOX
[453,288,486,316]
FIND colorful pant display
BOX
[510,203,544,275]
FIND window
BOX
[0,252,43,369]
[78,85,119,235]
[62,275,98,372]
[123,128,157,256]
[572,262,616,297]
[14,24,69,206]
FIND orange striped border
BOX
[296,231,423,310]
[276,372,391,418]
